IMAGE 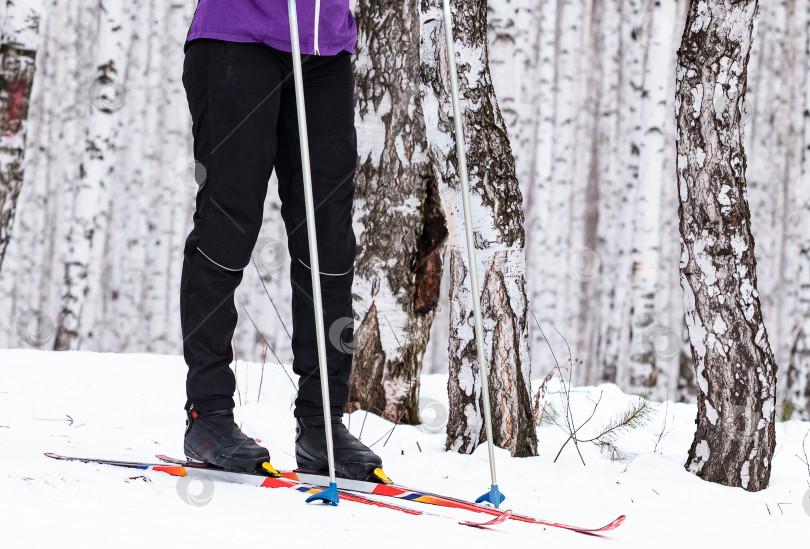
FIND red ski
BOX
[44,452,509,529]
[154,454,625,535]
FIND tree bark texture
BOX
[0,1,42,272]
[348,0,447,424]
[420,0,537,457]
[676,0,777,491]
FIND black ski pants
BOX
[180,38,356,418]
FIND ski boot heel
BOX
[182,445,208,465]
[295,447,385,482]
[183,407,271,473]
[293,446,326,475]
[295,416,384,481]
[183,441,269,473]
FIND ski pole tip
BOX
[305,482,339,506]
[475,485,506,509]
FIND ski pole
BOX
[287,0,339,506]
[440,0,504,509]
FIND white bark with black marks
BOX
[623,0,678,397]
[420,0,537,457]
[348,0,446,423]
[54,0,127,350]
[676,0,777,491]
[0,0,42,271]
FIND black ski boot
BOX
[184,407,270,472]
[295,416,383,480]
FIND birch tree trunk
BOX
[348,0,446,423]
[567,0,596,365]
[676,0,777,491]
[597,0,646,385]
[667,0,694,403]
[622,0,678,396]
[54,0,125,350]
[523,0,561,378]
[789,223,810,418]
[745,0,795,379]
[586,0,621,386]
[574,0,602,385]
[0,0,43,271]
[487,0,539,195]
[420,0,537,457]
[785,0,810,420]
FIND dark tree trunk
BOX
[676,0,777,492]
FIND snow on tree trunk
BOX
[676,0,777,491]
[420,0,537,457]
[54,0,126,350]
[0,1,42,271]
[348,0,446,424]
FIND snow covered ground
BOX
[1,348,807,548]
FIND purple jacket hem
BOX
[186,0,357,57]
[186,30,355,57]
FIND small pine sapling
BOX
[531,310,655,463]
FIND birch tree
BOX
[54,0,126,349]
[420,0,537,457]
[0,0,43,271]
[784,0,810,420]
[0,0,806,411]
[744,0,796,376]
[487,0,539,193]
[582,0,621,386]
[596,0,648,386]
[676,0,777,491]
[348,0,446,423]
[622,0,678,396]
[522,0,562,378]
[789,221,810,418]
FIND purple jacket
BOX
[186,0,357,56]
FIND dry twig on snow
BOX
[530,310,654,464]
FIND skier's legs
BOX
[274,51,358,419]
[181,39,284,412]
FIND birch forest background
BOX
[2,0,809,423]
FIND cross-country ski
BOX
[44,452,624,534]
[43,452,518,529]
